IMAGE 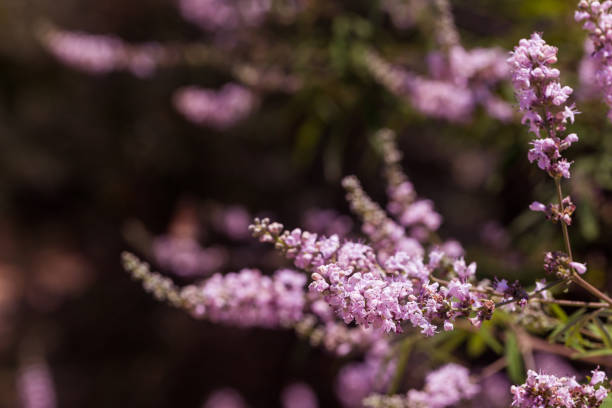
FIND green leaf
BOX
[505,331,525,384]
[600,393,612,408]
[592,318,612,348]
[549,308,587,342]
[467,332,486,358]
[548,303,568,322]
[478,322,504,355]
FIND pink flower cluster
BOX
[576,0,612,120]
[181,267,306,328]
[173,84,258,129]
[364,363,479,408]
[508,33,580,179]
[203,388,248,408]
[281,383,319,408]
[17,358,57,408]
[376,129,445,243]
[251,218,493,335]
[380,0,426,30]
[363,45,511,123]
[511,369,609,408]
[342,175,423,262]
[336,340,395,408]
[302,208,353,239]
[153,235,228,277]
[41,27,160,77]
[179,0,271,32]
[406,363,479,408]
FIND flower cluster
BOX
[376,130,443,240]
[336,340,396,408]
[302,208,353,238]
[17,356,57,408]
[380,0,427,30]
[576,0,612,120]
[181,268,307,328]
[153,235,228,277]
[40,25,161,77]
[203,388,248,408]
[544,251,588,278]
[508,33,580,179]
[363,44,511,123]
[342,175,423,261]
[123,252,306,328]
[511,369,609,408]
[281,383,319,408]
[252,218,493,335]
[123,251,383,356]
[179,0,271,32]
[173,84,258,129]
[363,363,479,408]
[530,196,577,225]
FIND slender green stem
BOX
[554,178,574,260]
[554,177,612,306]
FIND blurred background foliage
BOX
[1,0,612,406]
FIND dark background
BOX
[1,0,611,406]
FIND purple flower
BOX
[511,369,609,408]
[576,0,612,121]
[173,84,258,129]
[281,383,318,408]
[509,33,579,179]
[203,388,248,408]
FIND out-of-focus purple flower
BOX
[17,358,57,408]
[534,352,578,378]
[576,0,612,121]
[336,341,395,408]
[302,208,353,238]
[364,363,479,408]
[480,221,510,250]
[203,388,248,408]
[179,0,271,32]
[41,26,160,77]
[381,0,426,30]
[364,45,511,123]
[183,267,306,328]
[475,373,511,408]
[173,84,258,129]
[153,236,228,277]
[281,383,318,408]
[578,39,601,100]
[212,205,252,240]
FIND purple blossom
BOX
[336,341,395,408]
[511,369,609,408]
[364,363,479,408]
[508,33,579,179]
[281,383,318,408]
[183,267,306,328]
[153,235,228,277]
[41,26,160,77]
[203,388,248,408]
[252,218,493,335]
[576,0,612,121]
[17,358,57,408]
[179,0,270,32]
[173,84,258,129]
